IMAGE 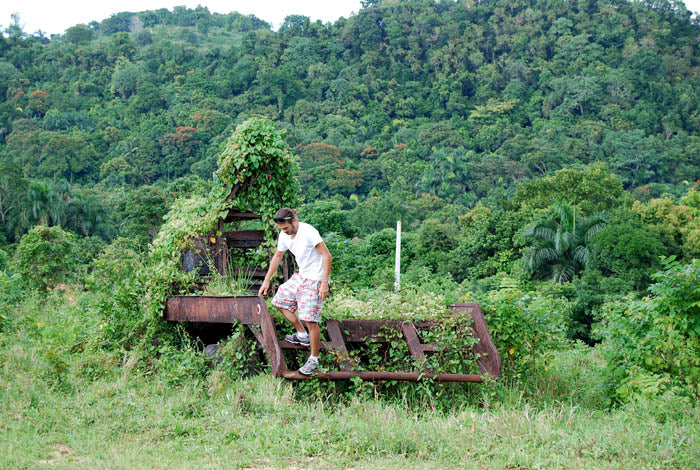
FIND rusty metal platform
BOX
[165,296,501,381]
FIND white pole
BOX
[395,220,401,291]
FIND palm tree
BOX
[522,201,607,283]
[10,180,68,240]
[65,191,115,240]
[0,163,26,226]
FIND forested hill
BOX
[1,0,699,235]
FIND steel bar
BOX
[224,211,261,222]
[165,295,264,324]
[401,322,426,362]
[325,319,354,371]
[258,300,286,376]
[283,370,484,382]
[451,303,501,379]
[279,339,333,350]
[223,230,265,248]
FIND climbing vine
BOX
[138,118,299,347]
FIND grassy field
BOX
[1,290,698,469]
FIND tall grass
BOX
[1,289,698,469]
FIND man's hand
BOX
[258,279,270,297]
[319,280,329,300]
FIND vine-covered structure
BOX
[154,118,501,381]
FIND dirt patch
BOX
[37,444,72,465]
[53,284,77,306]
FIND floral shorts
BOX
[272,273,323,323]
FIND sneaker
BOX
[284,332,310,347]
[299,357,319,375]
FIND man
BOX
[258,208,332,375]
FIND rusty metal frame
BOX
[165,296,501,382]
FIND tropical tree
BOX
[522,201,607,283]
[10,180,56,239]
[0,163,26,228]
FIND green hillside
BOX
[1,0,699,195]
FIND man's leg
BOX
[296,279,322,375]
[271,274,306,335]
[274,305,306,334]
[306,321,320,357]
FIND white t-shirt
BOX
[277,222,325,281]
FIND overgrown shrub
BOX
[325,228,418,290]
[413,218,458,274]
[87,237,144,294]
[0,247,7,270]
[470,278,570,381]
[597,258,700,401]
[449,204,529,282]
[289,287,481,409]
[532,342,610,409]
[10,225,77,290]
[85,238,147,350]
[324,287,457,322]
[119,118,300,354]
[0,270,24,308]
[592,208,669,291]
[74,236,107,267]
[299,198,356,237]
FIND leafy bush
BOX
[324,287,456,322]
[87,237,144,294]
[597,258,700,401]
[299,199,356,237]
[325,229,419,290]
[0,269,24,305]
[449,204,529,282]
[84,238,148,350]
[0,270,24,331]
[10,225,77,290]
[413,218,458,274]
[212,322,264,378]
[592,208,669,290]
[470,279,570,380]
[293,287,480,409]
[73,235,107,279]
[512,164,631,215]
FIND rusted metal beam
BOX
[279,339,332,350]
[451,303,501,379]
[223,230,265,248]
[224,183,242,203]
[215,219,227,274]
[223,230,265,240]
[165,296,264,325]
[283,370,484,382]
[325,319,354,371]
[258,300,286,377]
[224,211,261,222]
[401,322,426,362]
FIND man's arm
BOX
[258,250,285,296]
[315,241,332,299]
